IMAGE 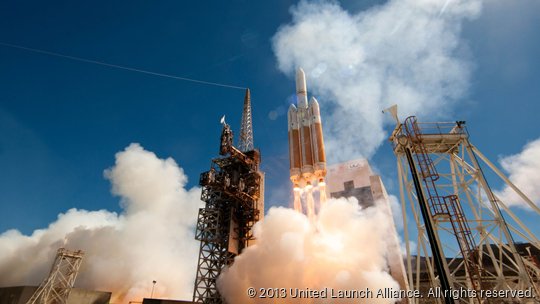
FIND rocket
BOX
[288,68,327,190]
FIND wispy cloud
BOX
[496,138,540,208]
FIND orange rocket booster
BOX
[287,68,327,189]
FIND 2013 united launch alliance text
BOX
[249,287,422,299]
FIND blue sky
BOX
[1,0,539,238]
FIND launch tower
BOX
[192,89,264,304]
[26,248,84,304]
[389,114,540,303]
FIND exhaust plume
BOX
[218,198,399,303]
[0,143,202,303]
[272,0,482,161]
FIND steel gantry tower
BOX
[26,248,84,304]
[192,89,264,304]
[389,116,540,304]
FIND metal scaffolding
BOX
[389,116,540,304]
[26,248,84,304]
[192,92,264,304]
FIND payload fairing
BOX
[288,68,327,190]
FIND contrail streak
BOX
[439,0,452,16]
[0,42,247,90]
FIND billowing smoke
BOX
[0,143,202,302]
[218,198,399,303]
[273,0,482,161]
[495,137,540,208]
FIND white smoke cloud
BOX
[387,194,402,230]
[495,138,540,208]
[273,0,482,161]
[218,198,399,304]
[0,143,202,303]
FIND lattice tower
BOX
[389,116,540,304]
[26,248,84,304]
[192,95,264,304]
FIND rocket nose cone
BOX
[296,68,307,94]
[288,104,297,118]
[296,68,306,83]
[310,97,320,116]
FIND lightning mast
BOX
[388,114,540,303]
[26,248,84,304]
[192,89,264,304]
[238,89,254,152]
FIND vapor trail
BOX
[439,0,453,16]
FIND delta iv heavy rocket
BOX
[288,68,327,190]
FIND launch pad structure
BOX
[389,114,540,303]
[26,248,84,304]
[192,89,264,304]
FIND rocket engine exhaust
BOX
[288,68,327,219]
